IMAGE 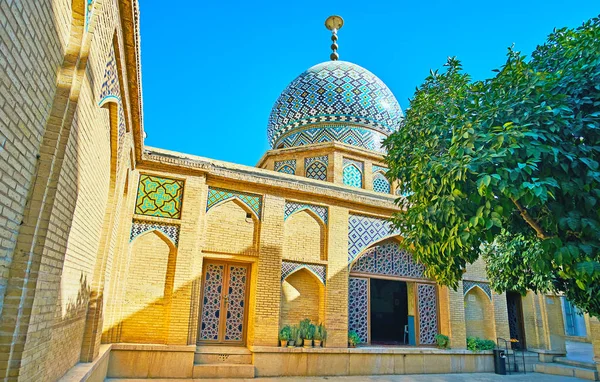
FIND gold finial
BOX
[325,15,344,61]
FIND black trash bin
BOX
[493,349,507,375]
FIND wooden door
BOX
[197,261,250,345]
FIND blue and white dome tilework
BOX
[268,61,403,152]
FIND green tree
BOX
[384,17,600,316]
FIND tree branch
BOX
[511,197,552,240]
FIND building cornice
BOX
[141,147,402,213]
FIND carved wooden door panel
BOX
[198,262,249,345]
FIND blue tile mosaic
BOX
[206,187,262,219]
[348,214,400,263]
[463,280,492,300]
[281,261,326,285]
[343,158,364,188]
[268,61,402,151]
[130,219,180,246]
[284,201,328,224]
[274,159,296,175]
[277,126,386,153]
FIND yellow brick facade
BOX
[1,1,597,381]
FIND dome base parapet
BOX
[274,124,386,153]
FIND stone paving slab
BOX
[107,372,586,381]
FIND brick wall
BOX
[283,210,325,262]
[280,269,325,327]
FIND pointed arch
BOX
[204,198,259,256]
[343,163,363,188]
[305,160,327,181]
[280,267,325,327]
[372,171,391,194]
[284,209,327,261]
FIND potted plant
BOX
[279,326,291,347]
[314,323,326,347]
[348,330,360,348]
[295,325,303,347]
[288,325,298,348]
[298,319,311,347]
[434,334,450,349]
[304,323,315,348]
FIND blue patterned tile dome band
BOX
[268,61,403,152]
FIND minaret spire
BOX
[325,15,344,61]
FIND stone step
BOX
[192,364,255,379]
[555,356,597,370]
[534,363,599,381]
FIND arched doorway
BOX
[348,238,438,346]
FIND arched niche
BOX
[280,268,325,327]
[120,230,177,344]
[204,198,259,256]
[284,209,326,261]
[464,286,495,340]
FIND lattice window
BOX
[305,156,328,181]
[135,175,184,219]
[417,283,438,345]
[224,265,248,341]
[349,277,368,343]
[200,264,225,341]
[373,172,390,194]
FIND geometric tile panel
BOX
[200,263,225,341]
[417,283,438,345]
[284,201,328,224]
[206,187,262,219]
[268,61,403,149]
[463,280,492,301]
[351,241,426,279]
[343,158,364,188]
[349,277,369,343]
[277,125,387,153]
[348,214,400,263]
[135,174,184,219]
[130,219,180,246]
[281,261,326,285]
[274,159,296,175]
[305,155,328,181]
[224,265,248,342]
[373,172,391,194]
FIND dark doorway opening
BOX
[506,291,526,350]
[370,278,408,345]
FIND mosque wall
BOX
[0,0,578,380]
[0,0,140,380]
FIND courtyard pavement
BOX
[107,372,586,381]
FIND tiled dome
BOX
[267,61,403,152]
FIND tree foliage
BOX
[384,17,600,316]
